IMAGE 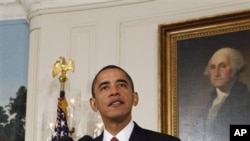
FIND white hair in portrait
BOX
[204,47,246,77]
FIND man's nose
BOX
[214,67,220,76]
[110,86,119,96]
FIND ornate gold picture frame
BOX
[158,10,250,140]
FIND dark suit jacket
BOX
[93,122,180,141]
[203,81,250,141]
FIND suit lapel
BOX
[93,132,103,141]
[129,122,147,141]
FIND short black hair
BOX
[91,65,134,97]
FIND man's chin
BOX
[215,85,232,92]
[212,81,225,88]
[109,112,131,122]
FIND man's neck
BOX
[103,116,132,136]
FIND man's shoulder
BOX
[133,122,181,141]
[142,128,180,141]
[93,134,102,141]
[92,122,181,141]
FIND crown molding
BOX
[0,0,27,20]
[25,0,154,21]
[0,0,154,21]
[0,0,18,5]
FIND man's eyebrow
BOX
[97,79,129,89]
[97,81,109,89]
[212,62,227,66]
[117,79,129,85]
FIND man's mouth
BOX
[213,78,222,81]
[108,100,124,106]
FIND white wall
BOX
[25,0,250,141]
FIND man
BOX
[89,65,180,141]
[203,47,250,141]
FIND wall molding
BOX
[26,0,154,21]
[0,0,154,20]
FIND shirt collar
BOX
[216,88,230,98]
[103,120,134,141]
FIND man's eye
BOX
[118,83,126,88]
[210,65,216,70]
[100,86,108,91]
[221,64,227,68]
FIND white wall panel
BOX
[69,24,96,100]
[68,24,99,139]
[119,21,159,131]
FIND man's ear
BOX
[133,92,139,106]
[90,98,98,112]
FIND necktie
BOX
[111,137,119,141]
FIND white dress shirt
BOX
[103,120,134,141]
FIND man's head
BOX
[204,47,246,91]
[90,65,138,123]
[91,65,135,97]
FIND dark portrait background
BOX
[177,29,250,140]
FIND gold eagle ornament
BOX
[52,56,75,90]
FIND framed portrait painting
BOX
[158,10,250,141]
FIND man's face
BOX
[90,68,138,122]
[209,52,234,90]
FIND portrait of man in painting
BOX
[177,30,250,141]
